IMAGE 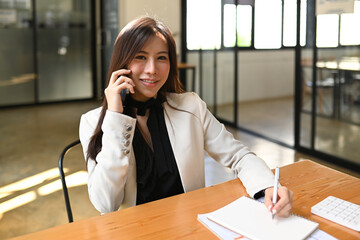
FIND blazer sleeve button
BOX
[125,124,132,131]
[123,132,131,139]
[123,139,130,147]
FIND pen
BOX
[272,167,280,219]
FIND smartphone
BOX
[117,74,129,102]
[120,88,130,103]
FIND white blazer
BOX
[79,92,275,214]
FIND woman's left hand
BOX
[264,186,293,218]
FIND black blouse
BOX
[124,95,184,205]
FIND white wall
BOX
[238,50,295,102]
[216,50,295,104]
[216,51,235,104]
[118,0,181,55]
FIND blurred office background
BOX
[1,0,359,239]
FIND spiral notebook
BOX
[205,196,319,240]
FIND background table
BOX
[178,62,196,91]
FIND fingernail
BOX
[268,205,272,211]
[272,209,277,215]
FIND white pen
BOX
[272,167,280,219]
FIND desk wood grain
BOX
[11,160,360,240]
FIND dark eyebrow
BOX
[137,51,147,54]
[137,50,168,55]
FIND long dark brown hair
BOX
[86,17,184,162]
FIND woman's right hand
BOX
[104,69,135,113]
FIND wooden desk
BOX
[11,160,360,240]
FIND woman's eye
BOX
[158,55,168,60]
[135,55,146,60]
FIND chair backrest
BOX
[58,139,81,223]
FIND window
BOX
[300,0,307,46]
[254,0,282,49]
[340,1,360,45]
[316,0,360,48]
[223,3,252,48]
[223,4,236,48]
[283,0,297,47]
[237,5,252,47]
[316,14,339,48]
[186,0,221,50]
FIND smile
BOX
[141,79,157,83]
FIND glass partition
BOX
[0,0,94,106]
[299,0,360,168]
[238,50,295,145]
[36,0,92,102]
[187,51,215,113]
[101,0,118,89]
[201,51,216,113]
[314,47,360,163]
[185,0,360,170]
[186,52,199,91]
[300,48,313,149]
[216,51,235,122]
[0,0,35,106]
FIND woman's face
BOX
[128,32,170,102]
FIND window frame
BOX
[221,0,297,50]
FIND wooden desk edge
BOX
[9,160,360,240]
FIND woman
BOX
[79,16,293,216]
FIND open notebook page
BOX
[206,196,319,240]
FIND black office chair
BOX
[58,139,81,223]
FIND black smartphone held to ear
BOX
[120,88,130,102]
[117,74,129,102]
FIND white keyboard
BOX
[311,196,360,231]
